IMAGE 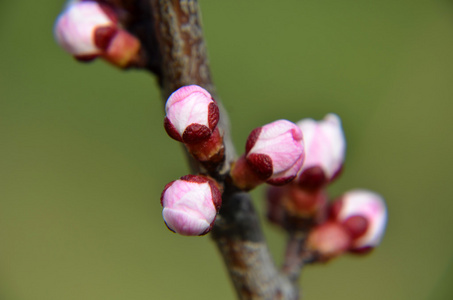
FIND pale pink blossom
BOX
[245,120,305,185]
[164,85,219,144]
[160,175,221,236]
[332,189,387,250]
[296,113,345,187]
[54,1,116,57]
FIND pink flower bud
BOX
[160,175,222,236]
[296,114,345,188]
[54,1,117,60]
[164,85,220,144]
[54,1,141,67]
[331,189,387,252]
[245,120,304,185]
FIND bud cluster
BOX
[263,114,387,261]
[159,86,225,236]
[53,1,390,287]
[54,0,142,68]
[306,189,387,260]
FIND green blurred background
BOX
[1,0,453,299]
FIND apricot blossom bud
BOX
[331,189,387,252]
[160,175,222,236]
[306,221,352,261]
[245,120,304,185]
[164,85,219,144]
[296,114,345,188]
[54,1,141,67]
[54,1,116,59]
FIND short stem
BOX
[212,185,298,299]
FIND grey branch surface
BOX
[106,1,302,298]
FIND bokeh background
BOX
[1,0,453,299]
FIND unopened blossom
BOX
[55,1,117,58]
[331,189,387,252]
[54,1,141,67]
[160,175,222,236]
[306,221,352,261]
[245,120,305,185]
[164,85,219,144]
[296,113,345,188]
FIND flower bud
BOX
[330,189,387,252]
[296,114,345,189]
[164,85,219,144]
[306,221,352,261]
[284,186,327,223]
[160,175,222,236]
[54,1,141,67]
[55,1,117,59]
[245,120,305,185]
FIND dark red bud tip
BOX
[343,215,369,239]
[245,127,262,154]
[182,124,212,144]
[94,26,118,51]
[180,174,209,183]
[208,181,222,211]
[74,54,99,62]
[164,117,183,142]
[207,102,220,130]
[160,181,176,206]
[298,166,327,189]
[349,246,373,255]
[267,175,296,186]
[329,200,343,220]
[246,153,273,180]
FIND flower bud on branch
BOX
[330,189,387,253]
[296,114,345,189]
[306,221,352,261]
[231,120,305,190]
[161,175,222,236]
[54,1,142,68]
[164,85,224,167]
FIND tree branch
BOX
[105,0,300,298]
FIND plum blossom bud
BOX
[55,1,116,59]
[245,120,305,185]
[296,114,345,188]
[54,1,141,67]
[160,175,222,236]
[306,221,352,261]
[164,85,219,144]
[331,189,387,252]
